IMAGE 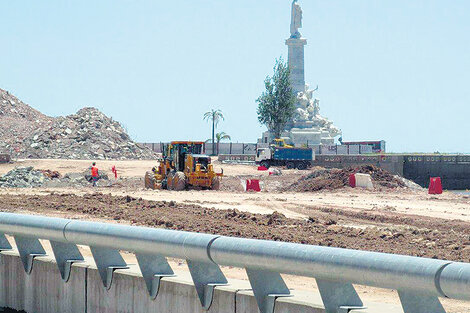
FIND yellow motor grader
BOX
[144,141,222,190]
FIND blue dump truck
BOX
[255,146,315,170]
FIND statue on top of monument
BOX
[290,0,302,38]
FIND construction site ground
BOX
[1,158,470,312]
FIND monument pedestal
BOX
[288,128,335,146]
[259,128,335,146]
[285,38,307,94]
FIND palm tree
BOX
[205,132,231,155]
[203,109,224,155]
[215,132,231,155]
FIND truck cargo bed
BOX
[273,147,313,160]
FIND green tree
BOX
[256,57,296,139]
[203,109,224,155]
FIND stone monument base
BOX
[289,128,335,146]
[258,129,335,146]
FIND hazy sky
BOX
[1,1,469,152]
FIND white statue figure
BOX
[297,92,309,109]
[312,98,320,116]
[293,84,342,138]
[306,101,315,116]
[290,0,302,38]
[296,107,309,121]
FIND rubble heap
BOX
[0,88,53,153]
[0,88,156,159]
[0,166,111,188]
[286,165,406,192]
[0,167,49,188]
[22,107,156,159]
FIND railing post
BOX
[13,236,46,274]
[245,269,291,313]
[135,253,175,299]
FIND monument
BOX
[260,0,341,146]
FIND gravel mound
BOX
[0,167,49,188]
[0,166,112,188]
[286,165,406,192]
[0,88,156,160]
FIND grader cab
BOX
[144,141,222,190]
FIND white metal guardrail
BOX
[0,213,468,313]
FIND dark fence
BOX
[139,142,375,155]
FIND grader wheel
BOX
[166,172,175,190]
[173,171,186,191]
[144,171,156,189]
[211,177,220,190]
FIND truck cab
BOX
[255,148,272,168]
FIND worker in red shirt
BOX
[91,162,99,187]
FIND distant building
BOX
[339,140,386,154]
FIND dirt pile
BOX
[0,89,156,160]
[0,192,468,262]
[287,165,405,192]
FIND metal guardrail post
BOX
[316,279,365,313]
[186,259,227,309]
[13,236,46,274]
[90,247,128,289]
[49,241,84,282]
[135,253,175,299]
[183,234,228,309]
[397,291,446,313]
[0,233,12,251]
[245,269,290,313]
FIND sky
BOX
[1,0,469,153]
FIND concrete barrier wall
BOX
[314,155,405,177]
[218,154,256,162]
[314,154,470,189]
[0,252,85,313]
[0,251,370,313]
[403,155,470,189]
[218,153,470,189]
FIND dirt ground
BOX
[1,159,470,312]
